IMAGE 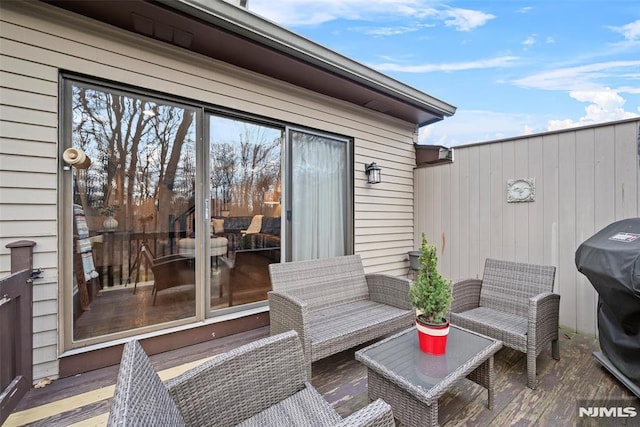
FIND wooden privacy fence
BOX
[0,240,35,425]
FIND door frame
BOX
[284,126,354,261]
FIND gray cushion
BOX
[451,306,527,348]
[310,300,414,360]
[237,383,341,427]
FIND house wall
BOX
[414,118,640,336]
[0,1,416,381]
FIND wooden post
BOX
[5,240,36,273]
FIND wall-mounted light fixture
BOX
[365,162,381,184]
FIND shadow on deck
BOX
[5,326,639,426]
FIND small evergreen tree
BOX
[409,233,452,325]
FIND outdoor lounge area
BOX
[2,1,640,426]
[6,325,639,426]
[5,251,640,426]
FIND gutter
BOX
[415,144,454,167]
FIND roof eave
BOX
[163,0,457,119]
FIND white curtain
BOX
[291,131,347,261]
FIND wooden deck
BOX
[5,327,639,426]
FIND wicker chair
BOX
[148,254,196,305]
[450,258,560,389]
[107,330,395,427]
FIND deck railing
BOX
[0,240,36,425]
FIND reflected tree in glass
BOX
[70,84,197,340]
[72,85,196,237]
[209,118,281,217]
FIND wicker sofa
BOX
[213,215,280,252]
[268,254,414,378]
[450,258,560,389]
[107,331,395,427]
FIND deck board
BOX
[6,327,639,426]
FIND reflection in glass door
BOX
[67,81,198,342]
[208,115,283,311]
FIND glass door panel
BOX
[289,130,349,261]
[69,82,198,341]
[208,115,282,311]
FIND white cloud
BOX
[248,0,495,31]
[374,55,518,73]
[513,60,640,91]
[517,7,534,14]
[440,8,495,32]
[617,85,640,95]
[521,34,556,47]
[360,26,420,37]
[514,62,640,132]
[609,19,640,41]
[522,35,536,47]
[546,119,575,131]
[547,87,639,131]
[248,0,377,26]
[419,109,542,146]
[421,88,639,146]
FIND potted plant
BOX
[100,204,119,230]
[409,233,453,355]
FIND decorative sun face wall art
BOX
[507,178,535,203]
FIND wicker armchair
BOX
[107,330,395,427]
[450,258,560,389]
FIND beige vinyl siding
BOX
[0,7,61,384]
[0,1,418,381]
[414,118,640,336]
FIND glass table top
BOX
[356,326,499,391]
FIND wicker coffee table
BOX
[355,325,502,427]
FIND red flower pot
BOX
[416,318,450,355]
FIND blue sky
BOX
[244,0,640,146]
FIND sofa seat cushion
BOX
[237,383,341,427]
[177,237,228,257]
[451,307,527,350]
[309,300,413,361]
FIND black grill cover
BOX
[575,218,640,386]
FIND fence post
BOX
[5,240,36,273]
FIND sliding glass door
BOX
[66,80,199,343]
[289,129,352,261]
[62,76,352,349]
[208,115,283,311]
